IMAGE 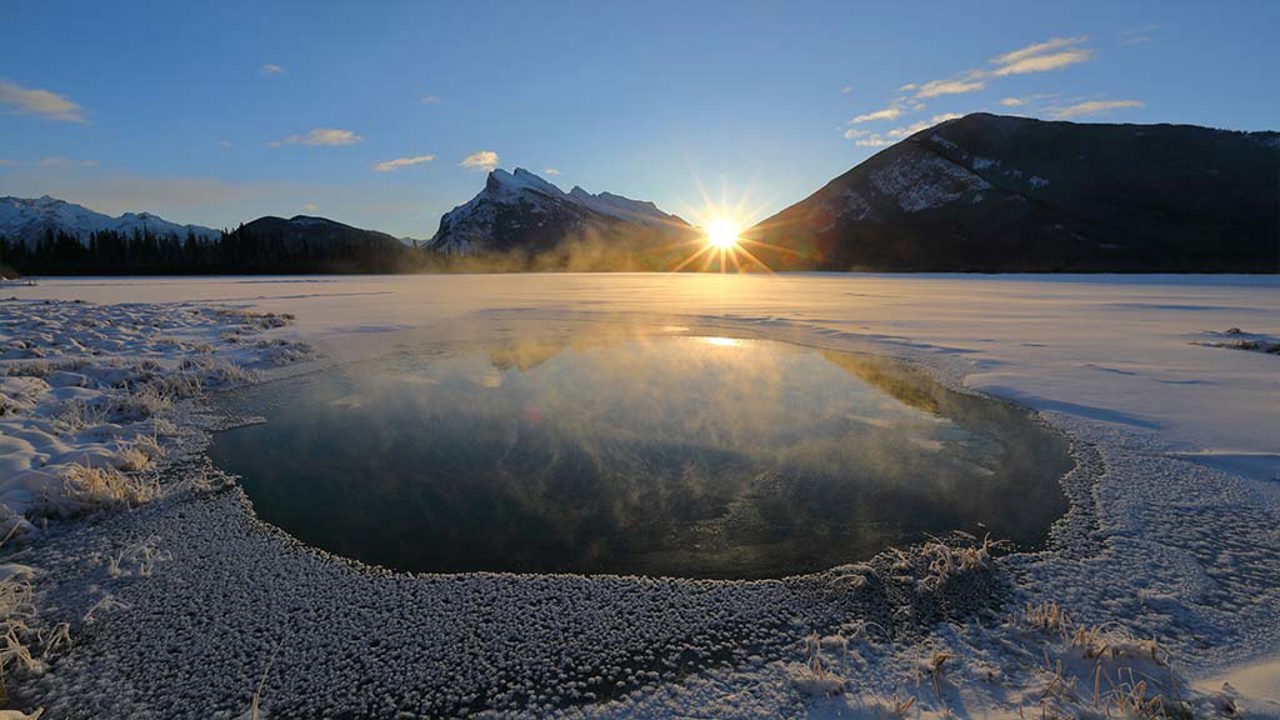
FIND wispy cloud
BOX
[888,36,1090,114]
[846,112,966,147]
[914,72,985,99]
[0,156,96,167]
[270,128,364,147]
[261,64,285,76]
[990,36,1093,76]
[1120,24,1158,45]
[841,85,854,95]
[844,32,1095,141]
[420,94,441,105]
[849,103,906,124]
[887,113,965,139]
[543,168,561,176]
[0,80,86,122]
[1047,99,1143,119]
[843,129,892,147]
[38,156,98,167]
[460,150,499,170]
[373,154,436,172]
[303,202,319,212]
[999,93,1060,109]
[216,139,232,149]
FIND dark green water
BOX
[207,332,1071,579]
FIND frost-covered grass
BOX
[0,297,315,717]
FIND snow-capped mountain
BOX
[0,195,221,245]
[427,168,688,257]
[745,113,1280,272]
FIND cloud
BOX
[841,85,853,95]
[270,128,364,147]
[990,36,1093,76]
[999,93,1060,109]
[0,80,86,122]
[843,129,892,147]
[848,103,906,124]
[420,94,441,105]
[460,150,499,170]
[914,72,986,99]
[38,156,97,167]
[993,49,1093,76]
[372,154,436,172]
[1120,24,1158,45]
[216,139,232,149]
[1047,99,1143,119]
[846,112,964,146]
[0,159,15,166]
[261,64,285,76]
[991,36,1085,67]
[303,202,319,212]
[886,113,965,139]
[543,168,561,175]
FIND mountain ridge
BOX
[0,195,222,245]
[427,168,690,258]
[744,113,1279,272]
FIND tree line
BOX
[0,224,425,276]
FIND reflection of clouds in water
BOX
[212,331,1071,577]
[474,371,503,389]
[390,374,440,386]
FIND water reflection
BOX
[208,330,1071,579]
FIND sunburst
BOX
[662,174,801,273]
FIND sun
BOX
[705,219,741,249]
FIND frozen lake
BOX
[208,329,1070,577]
[5,273,1277,718]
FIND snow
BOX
[0,273,1277,718]
[826,188,873,223]
[869,151,990,213]
[0,196,221,245]
[429,169,682,254]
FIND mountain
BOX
[426,168,694,269]
[220,215,413,273]
[0,209,421,275]
[744,113,1280,272]
[0,195,221,245]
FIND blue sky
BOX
[1,0,1276,238]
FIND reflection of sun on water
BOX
[698,336,743,348]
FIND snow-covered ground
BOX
[0,273,1276,718]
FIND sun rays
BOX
[663,173,801,273]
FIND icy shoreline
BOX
[1,275,1276,718]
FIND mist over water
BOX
[208,329,1071,578]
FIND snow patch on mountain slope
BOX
[869,151,991,213]
[428,168,683,255]
[0,196,221,245]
